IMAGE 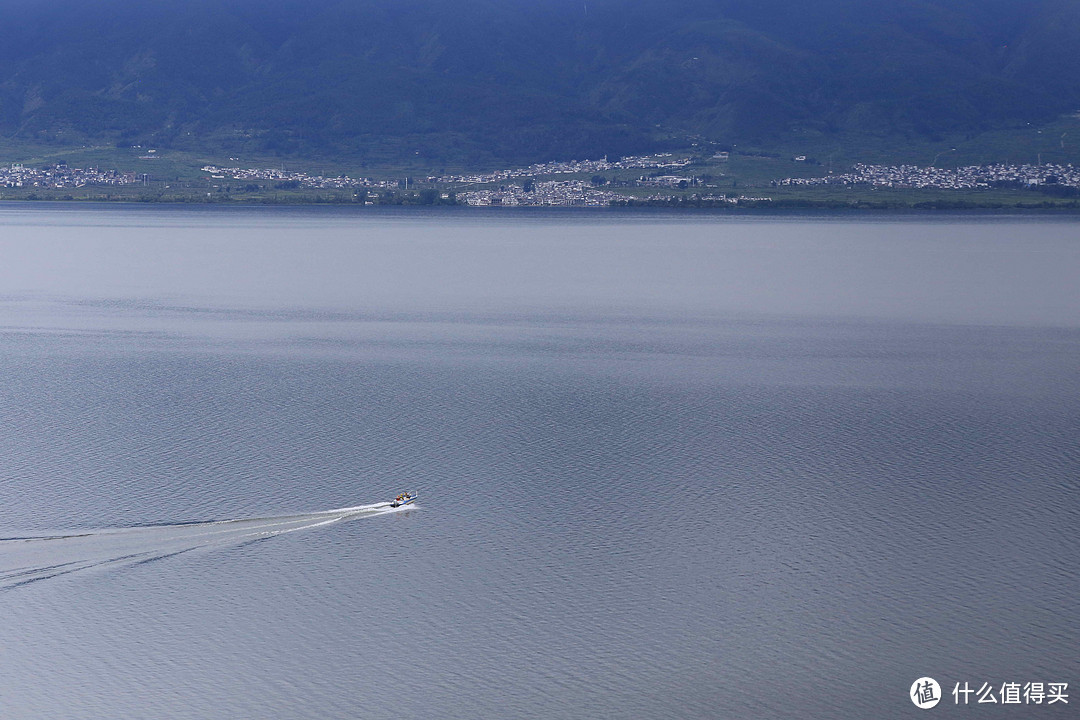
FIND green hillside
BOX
[0,0,1078,169]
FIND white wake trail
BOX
[0,501,413,590]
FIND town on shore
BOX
[775,162,1080,191]
[2,153,1078,207]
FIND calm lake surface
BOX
[0,205,1077,719]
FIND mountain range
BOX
[1,0,1078,167]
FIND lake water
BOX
[0,205,1077,718]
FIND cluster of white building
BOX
[635,175,698,187]
[199,165,395,189]
[457,181,771,207]
[774,163,1080,189]
[1,163,137,188]
[686,193,773,204]
[458,180,627,206]
[436,154,693,185]
[200,154,700,195]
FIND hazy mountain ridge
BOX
[0,0,1077,166]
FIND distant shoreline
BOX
[5,151,1080,212]
[2,196,1079,213]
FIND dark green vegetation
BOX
[1,0,1079,173]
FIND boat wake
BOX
[0,502,409,591]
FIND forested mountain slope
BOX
[0,0,1077,165]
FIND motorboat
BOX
[390,491,417,508]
